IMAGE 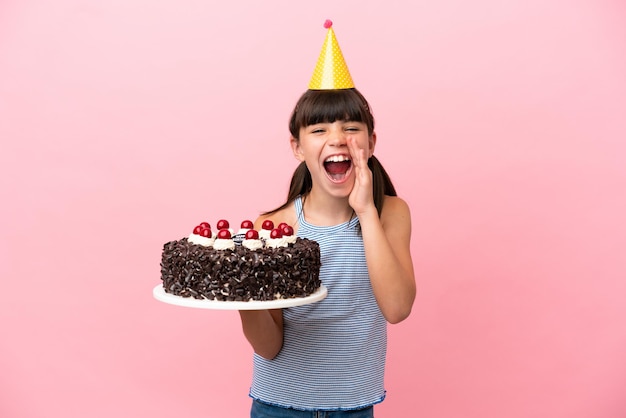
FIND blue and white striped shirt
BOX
[249,195,387,410]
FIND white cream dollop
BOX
[242,239,264,250]
[258,229,272,240]
[188,233,214,247]
[283,235,297,245]
[212,238,235,250]
[265,237,289,248]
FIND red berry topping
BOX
[217,219,229,230]
[261,220,274,230]
[199,227,212,238]
[217,229,231,239]
[270,228,283,239]
[199,221,210,229]
[240,220,254,229]
[281,225,294,236]
[277,222,288,230]
[193,225,203,235]
[245,229,259,240]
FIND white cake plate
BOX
[153,284,327,310]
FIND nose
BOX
[328,125,346,147]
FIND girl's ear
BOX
[291,136,305,162]
[369,132,377,158]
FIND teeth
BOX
[324,155,351,163]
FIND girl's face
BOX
[291,120,376,198]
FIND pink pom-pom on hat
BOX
[324,19,333,29]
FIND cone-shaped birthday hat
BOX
[308,20,355,90]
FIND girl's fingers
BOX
[348,137,367,170]
[347,137,374,214]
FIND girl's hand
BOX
[347,137,375,216]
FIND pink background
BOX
[1,1,625,417]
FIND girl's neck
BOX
[302,191,355,227]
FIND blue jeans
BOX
[250,399,374,418]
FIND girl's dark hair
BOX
[265,88,397,217]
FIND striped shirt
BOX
[249,195,387,410]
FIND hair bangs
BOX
[289,89,374,138]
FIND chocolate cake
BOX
[160,219,321,302]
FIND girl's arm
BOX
[359,197,416,323]
[238,308,283,359]
[348,138,416,323]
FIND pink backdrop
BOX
[1,1,625,417]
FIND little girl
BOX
[239,22,416,418]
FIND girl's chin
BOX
[324,178,355,197]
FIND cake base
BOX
[153,284,327,310]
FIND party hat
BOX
[308,20,355,90]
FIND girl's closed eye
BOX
[307,125,326,134]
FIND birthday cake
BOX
[160,219,321,302]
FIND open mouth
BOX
[323,155,352,182]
